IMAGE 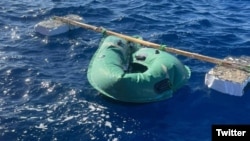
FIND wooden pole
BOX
[54,16,250,72]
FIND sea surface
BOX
[1,0,250,141]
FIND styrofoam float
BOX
[205,56,250,96]
[34,14,83,36]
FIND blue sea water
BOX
[1,0,250,141]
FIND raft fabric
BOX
[87,35,191,103]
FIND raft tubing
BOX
[87,35,191,103]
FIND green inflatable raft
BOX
[87,35,191,103]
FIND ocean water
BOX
[1,0,250,141]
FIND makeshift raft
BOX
[35,15,250,101]
[87,35,191,103]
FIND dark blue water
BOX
[1,0,250,141]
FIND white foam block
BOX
[205,56,250,96]
[35,14,83,36]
